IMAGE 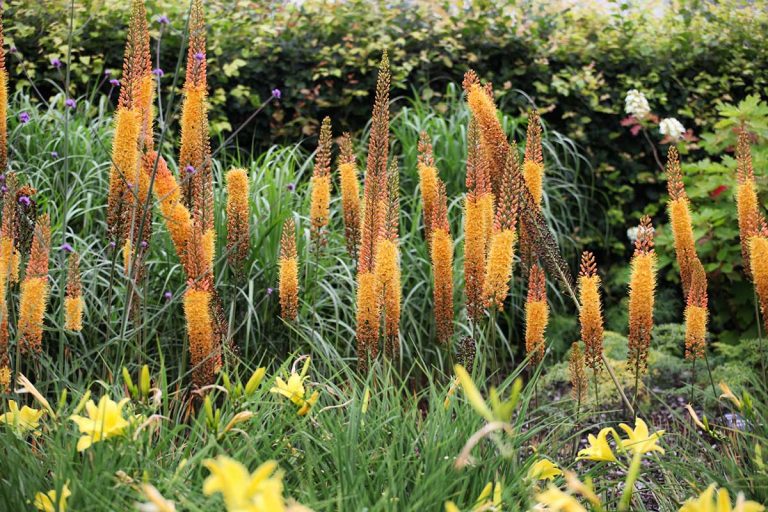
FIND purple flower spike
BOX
[51,58,62,69]
[19,112,30,124]
[65,98,76,109]
[60,243,74,253]
[194,52,204,62]
[157,14,170,25]
[286,183,295,192]
[266,287,274,295]
[51,151,59,158]
[110,79,120,87]
[109,241,117,249]
[9,46,16,54]
[140,240,148,249]
[185,165,196,174]
[271,88,281,99]
[152,68,164,77]
[104,69,112,77]
[18,195,30,206]
[0,186,7,194]
[0,175,5,182]
[164,291,173,300]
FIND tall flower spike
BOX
[431,181,454,344]
[184,285,217,387]
[418,132,439,244]
[523,110,544,207]
[750,222,768,336]
[627,216,656,376]
[578,251,604,371]
[569,342,588,404]
[376,162,401,358]
[684,258,708,361]
[310,116,332,247]
[735,129,760,278]
[666,146,697,298]
[525,263,548,366]
[464,120,490,322]
[482,146,520,311]
[0,5,7,173]
[225,168,250,276]
[64,252,84,332]
[465,73,508,196]
[356,52,390,371]
[338,133,361,260]
[18,214,51,354]
[179,0,213,233]
[278,217,299,321]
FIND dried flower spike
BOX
[465,72,508,195]
[569,342,588,404]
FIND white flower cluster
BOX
[659,117,686,141]
[624,89,650,119]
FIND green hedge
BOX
[6,0,768,334]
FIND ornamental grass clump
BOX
[627,216,656,393]
[338,133,360,260]
[524,263,548,366]
[430,181,453,344]
[310,117,332,248]
[225,168,250,276]
[278,217,299,322]
[64,252,84,332]
[18,214,50,354]
[355,52,390,371]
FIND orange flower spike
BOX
[225,168,250,275]
[310,117,333,246]
[64,252,84,332]
[525,264,549,365]
[578,251,604,371]
[145,152,192,262]
[0,6,7,173]
[482,147,520,311]
[735,129,760,278]
[749,224,768,335]
[431,181,454,344]
[376,164,401,357]
[18,214,51,354]
[184,287,216,386]
[418,132,439,243]
[666,146,697,297]
[684,259,708,361]
[338,133,361,259]
[523,110,545,207]
[627,216,656,375]
[465,76,508,195]
[106,108,141,245]
[278,217,299,321]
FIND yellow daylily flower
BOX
[0,399,44,435]
[271,359,320,416]
[528,459,563,481]
[679,484,765,512]
[444,481,502,512]
[534,485,587,512]
[576,428,616,462]
[445,502,461,512]
[32,483,71,512]
[70,395,131,451]
[203,455,285,512]
[618,418,664,455]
